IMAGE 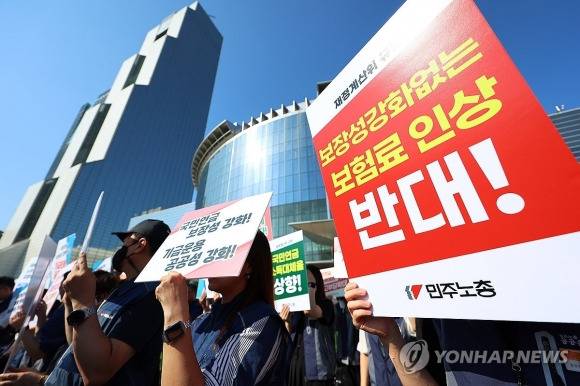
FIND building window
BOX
[45,103,90,179]
[14,178,58,242]
[72,104,110,166]
[123,55,146,89]
[155,14,173,41]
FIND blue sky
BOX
[0,0,577,231]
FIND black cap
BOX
[111,219,171,248]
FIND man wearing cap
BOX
[45,219,171,386]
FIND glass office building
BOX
[0,2,222,274]
[192,100,334,264]
[550,106,580,163]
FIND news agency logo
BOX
[400,340,430,374]
[399,339,570,375]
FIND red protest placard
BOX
[310,0,580,277]
[307,0,580,322]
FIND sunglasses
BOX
[308,282,316,289]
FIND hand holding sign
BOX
[8,306,26,331]
[344,282,396,341]
[155,272,189,325]
[63,252,96,309]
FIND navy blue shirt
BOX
[192,292,289,385]
[46,279,163,386]
[189,300,203,321]
[432,319,580,385]
[37,305,67,371]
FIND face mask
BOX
[112,240,139,272]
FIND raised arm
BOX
[155,272,204,386]
[63,252,135,384]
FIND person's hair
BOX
[243,230,274,306]
[0,276,15,290]
[94,270,118,301]
[215,230,274,346]
[307,264,326,301]
[186,280,198,293]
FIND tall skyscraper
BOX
[0,2,222,275]
[192,97,334,264]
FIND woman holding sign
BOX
[155,230,289,385]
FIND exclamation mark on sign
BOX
[297,274,302,292]
[469,138,525,215]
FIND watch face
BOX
[67,307,96,326]
[162,321,187,343]
[67,309,86,326]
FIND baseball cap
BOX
[111,219,171,249]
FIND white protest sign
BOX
[136,192,273,282]
[42,234,75,315]
[9,237,56,321]
[321,267,349,299]
[3,236,55,372]
[81,191,103,253]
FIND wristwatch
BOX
[67,307,97,326]
[162,320,192,344]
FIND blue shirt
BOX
[432,319,580,385]
[287,297,336,383]
[192,293,289,386]
[37,305,67,371]
[189,300,204,321]
[46,279,163,386]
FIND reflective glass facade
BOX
[550,107,580,163]
[0,3,222,273]
[194,101,333,263]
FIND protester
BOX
[0,276,16,362]
[357,318,415,386]
[155,230,289,385]
[186,280,203,321]
[284,264,336,386]
[9,300,57,371]
[345,282,437,386]
[94,269,119,306]
[52,269,118,372]
[43,219,170,385]
[334,296,360,386]
[8,271,72,371]
[346,282,580,385]
[427,318,580,385]
[358,331,372,386]
[0,367,46,385]
[198,289,211,314]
